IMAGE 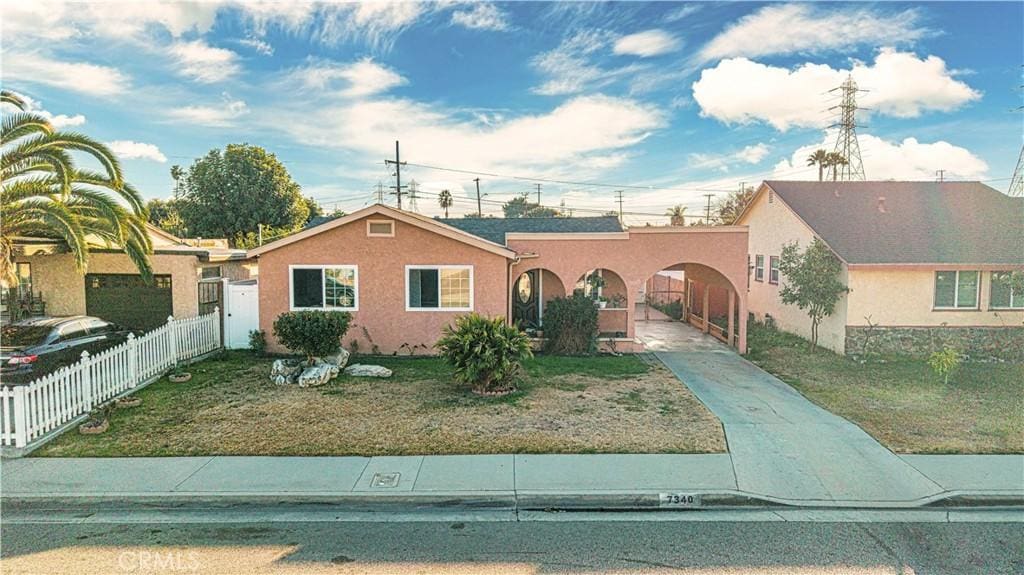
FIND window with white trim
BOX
[754,255,764,282]
[934,270,979,309]
[407,265,472,311]
[990,271,1023,309]
[768,256,780,285]
[290,265,358,311]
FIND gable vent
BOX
[877,196,887,213]
[367,219,395,237]
[768,190,774,204]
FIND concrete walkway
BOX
[636,319,1015,504]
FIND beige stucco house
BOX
[737,181,1024,360]
[4,225,253,330]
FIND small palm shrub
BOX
[273,311,352,363]
[436,313,532,395]
[928,347,961,384]
[542,292,599,355]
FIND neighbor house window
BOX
[768,256,780,285]
[754,255,764,282]
[367,220,394,237]
[200,266,222,280]
[290,265,358,311]
[407,265,472,311]
[990,271,1023,309]
[934,270,979,309]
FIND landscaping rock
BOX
[270,359,304,385]
[320,349,351,369]
[298,365,334,387]
[343,364,392,378]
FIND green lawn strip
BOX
[745,322,1024,454]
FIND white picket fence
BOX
[0,310,221,449]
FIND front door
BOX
[512,270,539,330]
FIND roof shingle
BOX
[438,216,623,245]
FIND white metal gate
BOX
[225,280,259,349]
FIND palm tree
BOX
[438,189,453,218]
[170,164,184,198]
[806,149,829,181]
[665,204,686,226]
[826,152,848,181]
[1,89,152,286]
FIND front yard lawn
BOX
[37,352,726,457]
[746,323,1024,454]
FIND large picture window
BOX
[407,265,472,311]
[934,270,979,309]
[290,265,358,311]
[990,271,1023,309]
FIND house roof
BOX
[438,216,624,245]
[248,204,517,258]
[742,181,1023,265]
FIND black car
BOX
[0,316,137,385]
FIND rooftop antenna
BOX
[827,76,867,181]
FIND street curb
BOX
[3,489,1021,513]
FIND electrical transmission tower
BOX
[827,76,867,181]
[407,179,420,212]
[1010,146,1024,197]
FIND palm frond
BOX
[1,90,26,110]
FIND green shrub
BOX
[542,292,599,355]
[928,347,961,384]
[651,299,684,320]
[436,313,532,394]
[248,329,267,355]
[272,311,352,362]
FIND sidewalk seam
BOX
[170,456,217,492]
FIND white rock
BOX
[273,374,289,386]
[343,364,392,378]
[297,365,333,387]
[321,349,351,369]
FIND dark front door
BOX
[512,270,539,330]
[85,274,173,331]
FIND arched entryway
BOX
[511,268,565,333]
[574,268,629,337]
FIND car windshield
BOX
[1,325,53,348]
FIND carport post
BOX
[702,288,710,334]
[727,288,736,348]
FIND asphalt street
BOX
[2,512,1022,575]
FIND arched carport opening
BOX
[638,262,743,349]
[511,268,565,333]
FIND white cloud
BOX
[238,37,274,56]
[267,94,664,176]
[11,92,87,129]
[663,4,702,23]
[700,4,927,62]
[451,3,510,31]
[167,96,249,128]
[613,30,681,57]
[2,1,220,45]
[107,140,167,163]
[692,49,981,131]
[737,143,770,164]
[170,40,242,83]
[688,143,771,173]
[531,30,645,96]
[286,58,407,98]
[3,52,129,97]
[774,131,989,180]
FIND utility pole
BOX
[936,170,945,182]
[385,140,407,209]
[535,183,542,205]
[474,178,482,216]
[614,190,624,223]
[827,76,868,181]
[703,193,714,225]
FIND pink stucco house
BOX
[248,204,750,355]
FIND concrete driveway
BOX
[636,319,945,504]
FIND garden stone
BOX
[343,364,392,378]
[270,359,303,384]
[320,349,351,369]
[298,364,333,387]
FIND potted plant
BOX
[115,395,142,408]
[169,363,192,383]
[586,273,606,302]
[609,293,627,309]
[597,296,608,309]
[78,403,113,435]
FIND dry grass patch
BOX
[37,352,726,456]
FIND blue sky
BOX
[3,1,1021,224]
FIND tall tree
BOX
[665,205,686,226]
[170,164,184,198]
[1,89,152,284]
[502,193,559,218]
[826,152,848,181]
[715,186,756,225]
[145,198,184,236]
[302,196,322,225]
[438,189,453,218]
[777,238,849,350]
[806,149,829,182]
[177,144,309,247]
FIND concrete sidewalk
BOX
[3,453,1021,511]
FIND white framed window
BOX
[769,256,780,285]
[754,255,764,282]
[289,265,358,311]
[989,271,1023,309]
[934,270,979,310]
[367,219,395,237]
[406,265,472,311]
